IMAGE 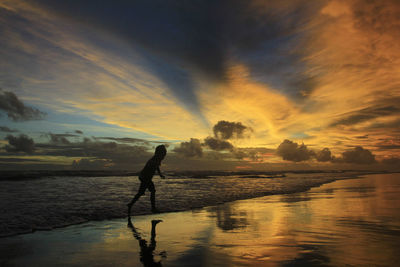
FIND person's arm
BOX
[157,166,165,179]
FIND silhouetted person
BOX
[128,145,166,215]
[127,217,165,267]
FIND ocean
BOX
[1,173,400,266]
[0,171,377,237]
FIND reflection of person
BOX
[128,145,167,215]
[127,217,165,267]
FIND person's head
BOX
[154,145,167,159]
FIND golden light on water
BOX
[12,174,392,267]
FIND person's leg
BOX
[148,181,159,213]
[128,182,146,215]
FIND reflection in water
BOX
[282,244,331,267]
[127,217,166,267]
[202,174,400,266]
[207,204,250,231]
[1,174,400,266]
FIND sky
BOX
[0,0,399,171]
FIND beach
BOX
[0,171,358,237]
[1,173,399,266]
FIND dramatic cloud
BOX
[0,90,46,121]
[4,134,35,153]
[28,0,319,84]
[315,148,333,162]
[173,138,203,158]
[0,2,209,139]
[341,146,376,164]
[276,139,315,162]
[1,1,399,170]
[203,136,234,151]
[213,121,250,140]
[0,126,18,133]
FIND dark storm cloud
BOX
[0,90,46,121]
[173,138,203,158]
[315,148,332,162]
[276,139,315,162]
[213,120,250,140]
[341,146,376,164]
[0,126,18,133]
[4,134,35,153]
[203,136,234,151]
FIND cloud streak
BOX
[0,1,210,139]
[0,126,18,133]
[0,90,46,121]
[1,0,399,170]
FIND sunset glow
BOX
[1,0,399,170]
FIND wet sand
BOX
[1,173,400,266]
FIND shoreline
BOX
[0,171,373,239]
[1,173,399,266]
[0,169,390,181]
